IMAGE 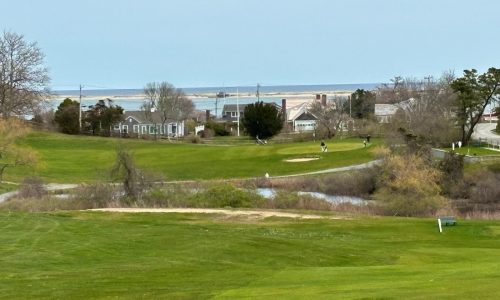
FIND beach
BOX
[51,90,354,113]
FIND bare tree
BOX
[0,31,50,118]
[309,97,348,139]
[142,82,194,139]
[380,72,460,146]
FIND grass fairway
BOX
[11,131,376,182]
[1,211,499,299]
[443,146,500,156]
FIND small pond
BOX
[256,188,368,205]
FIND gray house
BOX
[221,104,249,122]
[113,111,185,137]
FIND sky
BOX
[2,0,500,90]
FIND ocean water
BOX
[55,83,379,97]
[52,83,379,117]
[62,96,286,116]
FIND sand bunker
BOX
[90,208,341,219]
[285,157,319,162]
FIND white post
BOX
[237,87,240,137]
[438,218,443,233]
[79,84,82,132]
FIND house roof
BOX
[221,102,282,115]
[221,104,249,114]
[295,111,317,121]
[286,102,318,121]
[123,110,179,124]
[374,104,399,116]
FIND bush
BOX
[0,197,90,212]
[460,170,500,212]
[268,191,332,211]
[438,151,464,197]
[255,169,377,198]
[205,120,230,136]
[186,133,202,144]
[140,186,193,208]
[374,153,447,217]
[188,184,265,208]
[18,176,47,199]
[73,183,121,208]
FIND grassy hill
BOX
[11,131,376,183]
[0,211,499,299]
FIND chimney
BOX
[205,110,210,121]
[281,98,287,121]
[321,94,327,106]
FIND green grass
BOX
[442,146,500,156]
[0,183,17,194]
[11,131,377,183]
[0,211,499,299]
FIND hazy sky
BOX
[2,0,500,89]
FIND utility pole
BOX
[256,83,260,102]
[79,84,83,132]
[215,94,218,118]
[237,87,240,137]
[349,95,352,118]
[424,75,433,85]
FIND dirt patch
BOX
[285,157,319,163]
[90,208,342,219]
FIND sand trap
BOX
[90,208,341,219]
[285,157,319,162]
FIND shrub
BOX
[186,133,202,144]
[73,183,121,208]
[0,197,90,212]
[188,184,265,208]
[17,176,47,199]
[374,153,447,217]
[205,120,230,136]
[255,169,377,198]
[269,191,332,211]
[140,186,193,208]
[463,170,500,211]
[200,128,214,138]
[438,151,465,197]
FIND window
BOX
[122,125,128,133]
[149,126,155,134]
[142,126,147,134]
[133,125,139,133]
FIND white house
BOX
[374,103,399,123]
[286,102,318,132]
[114,111,185,137]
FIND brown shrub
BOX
[17,177,47,199]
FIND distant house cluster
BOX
[221,99,319,133]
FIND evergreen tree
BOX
[241,101,283,139]
[54,98,79,134]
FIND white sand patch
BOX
[89,208,342,219]
[285,157,319,162]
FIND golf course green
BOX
[11,131,376,182]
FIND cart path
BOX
[0,160,380,203]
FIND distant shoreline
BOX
[51,83,380,100]
[51,90,356,102]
